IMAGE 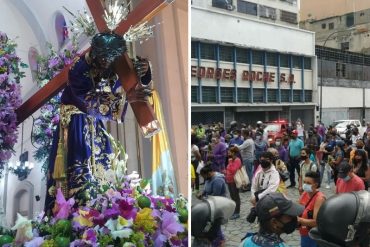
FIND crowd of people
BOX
[191,119,370,247]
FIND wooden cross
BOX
[16,0,174,125]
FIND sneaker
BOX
[287,184,296,188]
[325,185,330,189]
[230,214,240,220]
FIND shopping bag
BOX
[234,166,250,189]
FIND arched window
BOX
[28,47,39,82]
[55,12,68,49]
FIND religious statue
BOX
[45,1,160,213]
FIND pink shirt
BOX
[336,174,365,194]
[225,158,242,183]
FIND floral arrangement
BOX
[1,132,188,247]
[32,42,78,175]
[0,31,27,174]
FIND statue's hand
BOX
[126,81,153,103]
[133,56,150,78]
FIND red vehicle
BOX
[263,120,289,145]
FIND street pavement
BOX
[192,178,336,247]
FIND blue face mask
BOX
[302,183,313,193]
[343,175,351,182]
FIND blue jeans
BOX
[301,235,317,247]
[243,158,254,184]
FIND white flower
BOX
[111,228,133,239]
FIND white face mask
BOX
[233,135,238,139]
[275,141,281,146]
[302,183,313,193]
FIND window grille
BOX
[321,23,326,29]
[200,43,216,60]
[280,10,297,24]
[202,87,217,103]
[191,86,198,103]
[293,90,301,102]
[236,47,250,64]
[267,89,277,102]
[219,45,234,62]
[292,56,302,69]
[329,22,334,30]
[191,41,198,58]
[280,54,290,67]
[266,52,277,66]
[316,46,370,66]
[253,88,264,102]
[253,50,264,65]
[304,57,312,69]
[238,88,250,102]
[237,0,257,16]
[305,90,312,102]
[341,42,349,51]
[221,87,234,102]
[281,89,290,102]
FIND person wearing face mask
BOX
[288,130,304,188]
[275,137,289,164]
[197,165,227,199]
[240,192,304,247]
[352,149,370,190]
[268,148,289,195]
[298,171,326,247]
[196,123,206,140]
[250,152,280,206]
[229,130,244,146]
[225,147,242,220]
[298,148,318,195]
[336,161,365,194]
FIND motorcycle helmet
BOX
[309,191,370,247]
[191,196,235,240]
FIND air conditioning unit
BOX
[227,4,235,11]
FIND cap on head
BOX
[256,192,304,222]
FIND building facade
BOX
[317,46,370,125]
[300,8,370,54]
[300,0,370,22]
[191,0,317,127]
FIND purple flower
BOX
[84,228,97,243]
[118,200,137,220]
[0,73,8,83]
[154,211,184,246]
[24,237,44,247]
[103,207,120,219]
[48,57,61,68]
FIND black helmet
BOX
[191,196,235,240]
[309,191,370,247]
